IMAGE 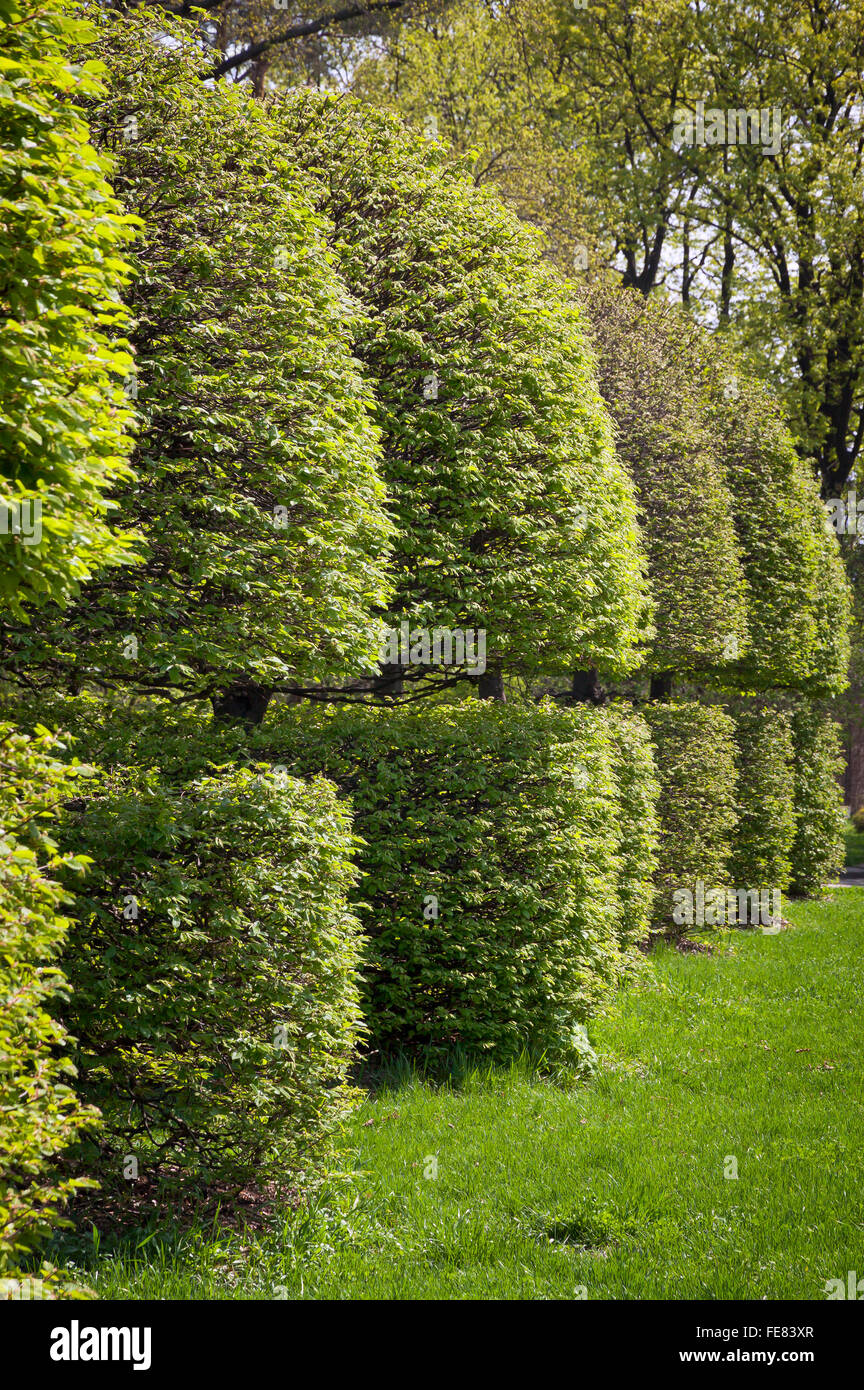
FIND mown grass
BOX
[57,889,864,1300]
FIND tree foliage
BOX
[578,282,747,680]
[0,0,137,621]
[700,356,851,695]
[0,725,98,1284]
[6,9,393,711]
[275,92,650,689]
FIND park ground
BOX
[57,838,864,1301]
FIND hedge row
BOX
[644,698,845,935]
[0,725,96,1287]
[54,767,364,1202]
[726,699,796,896]
[0,680,846,1235]
[789,704,846,897]
[604,704,660,955]
[250,700,657,1068]
[642,702,739,934]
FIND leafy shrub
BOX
[56,767,364,1202]
[0,0,136,622]
[727,700,796,894]
[0,725,97,1284]
[604,704,659,953]
[276,94,649,689]
[852,807,864,835]
[255,700,648,1067]
[642,702,739,934]
[789,704,845,897]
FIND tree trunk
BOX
[477,669,505,701]
[211,681,273,727]
[250,59,269,101]
[650,671,674,701]
[375,662,405,696]
[570,667,604,704]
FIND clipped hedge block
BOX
[727,699,795,895]
[0,725,97,1283]
[605,704,660,953]
[57,766,364,1201]
[255,700,653,1067]
[642,701,738,934]
[789,703,845,897]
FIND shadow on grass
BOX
[352,1044,593,1096]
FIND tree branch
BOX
[205,0,406,80]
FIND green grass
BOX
[57,890,864,1300]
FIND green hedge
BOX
[276,93,649,687]
[0,725,97,1287]
[642,702,738,934]
[254,700,655,1068]
[605,704,659,955]
[578,283,747,680]
[9,9,393,706]
[56,766,364,1201]
[789,704,845,897]
[0,0,136,622]
[727,700,795,895]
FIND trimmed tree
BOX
[700,351,850,696]
[274,93,650,698]
[4,10,393,724]
[0,0,136,622]
[577,282,748,692]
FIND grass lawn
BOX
[59,888,864,1301]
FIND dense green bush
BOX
[789,704,845,897]
[9,10,392,715]
[605,704,659,954]
[276,94,649,690]
[642,702,739,934]
[1,0,133,1289]
[254,700,652,1066]
[56,766,364,1201]
[726,700,796,896]
[0,725,97,1286]
[0,0,136,622]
